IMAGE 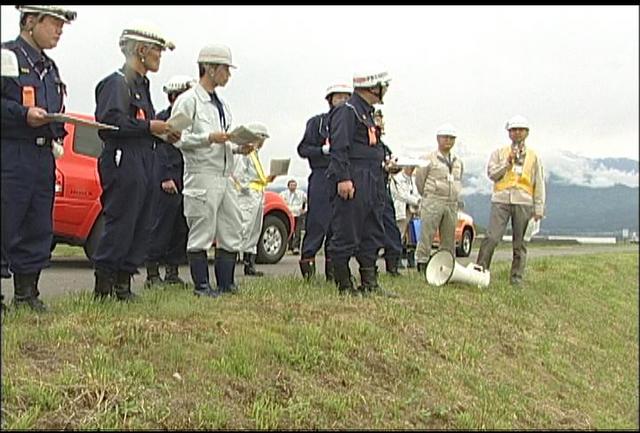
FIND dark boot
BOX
[145,261,163,288]
[94,268,115,300]
[243,253,264,277]
[188,251,219,297]
[215,249,238,294]
[13,273,47,311]
[360,266,398,298]
[416,262,427,276]
[385,257,402,277]
[114,271,138,302]
[407,250,416,268]
[164,265,185,285]
[324,258,335,283]
[299,258,316,281]
[333,262,359,296]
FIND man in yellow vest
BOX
[232,123,276,276]
[476,115,545,286]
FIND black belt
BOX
[35,137,53,147]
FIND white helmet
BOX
[325,84,353,99]
[1,49,19,77]
[352,70,391,88]
[505,115,529,130]
[197,44,236,68]
[436,123,457,137]
[119,22,175,51]
[16,5,77,23]
[163,75,196,94]
[246,122,270,139]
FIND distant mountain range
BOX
[270,151,639,236]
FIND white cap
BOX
[119,22,175,51]
[436,123,457,137]
[505,115,529,130]
[325,84,353,99]
[1,49,19,77]
[353,70,391,88]
[16,5,77,23]
[246,122,269,139]
[162,75,196,94]
[197,44,236,68]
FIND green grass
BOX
[2,252,638,429]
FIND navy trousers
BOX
[327,162,385,268]
[1,140,54,274]
[300,168,333,260]
[382,188,403,261]
[147,189,188,266]
[93,144,155,274]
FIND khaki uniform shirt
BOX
[415,150,463,203]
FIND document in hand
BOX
[524,217,540,242]
[228,125,261,146]
[45,113,119,130]
[153,112,192,141]
[269,159,290,177]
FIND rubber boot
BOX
[188,251,219,297]
[114,271,138,302]
[416,262,428,279]
[324,258,335,283]
[299,258,316,281]
[333,262,359,296]
[94,268,115,300]
[360,266,398,298]
[164,264,185,285]
[13,272,47,311]
[243,253,264,277]
[385,256,402,277]
[215,249,238,294]
[145,261,163,288]
[407,250,416,268]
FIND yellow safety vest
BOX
[248,151,268,192]
[494,146,537,196]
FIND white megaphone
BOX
[424,250,490,288]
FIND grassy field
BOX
[1,252,638,429]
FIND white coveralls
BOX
[171,83,243,252]
[232,150,268,254]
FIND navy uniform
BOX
[326,71,393,296]
[145,76,194,287]
[92,25,175,301]
[297,83,352,282]
[1,6,77,311]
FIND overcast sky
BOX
[2,5,638,187]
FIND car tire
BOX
[83,215,104,261]
[456,228,473,257]
[256,214,287,265]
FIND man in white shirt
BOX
[279,179,307,254]
[390,165,422,268]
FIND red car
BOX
[52,114,294,264]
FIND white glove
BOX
[52,139,64,159]
[321,143,330,155]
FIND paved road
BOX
[1,244,637,302]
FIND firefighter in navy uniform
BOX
[326,70,397,297]
[297,83,352,282]
[92,24,178,301]
[1,5,77,311]
[374,109,404,277]
[145,75,194,288]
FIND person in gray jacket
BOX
[171,43,251,297]
[414,123,464,275]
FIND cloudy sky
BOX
[2,5,638,189]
